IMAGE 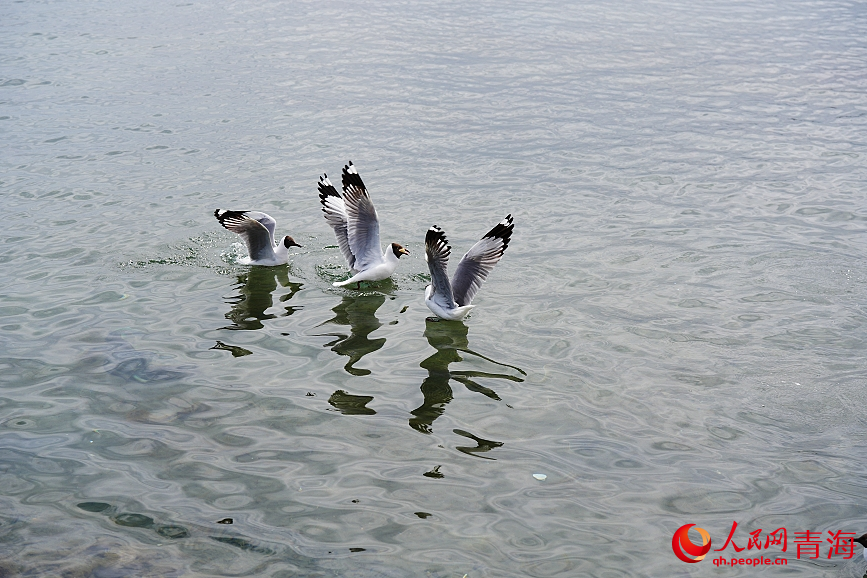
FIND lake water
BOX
[2,0,867,575]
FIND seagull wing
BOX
[318,175,356,270]
[341,162,382,271]
[214,209,277,262]
[451,215,514,307]
[425,225,457,310]
[246,211,278,245]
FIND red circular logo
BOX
[672,524,712,563]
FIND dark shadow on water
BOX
[315,294,387,377]
[101,331,191,384]
[221,265,302,331]
[210,535,276,555]
[211,341,253,357]
[109,357,188,383]
[409,319,526,437]
[453,428,504,460]
[76,501,273,555]
[328,390,376,415]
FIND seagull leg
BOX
[356,281,361,290]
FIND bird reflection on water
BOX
[221,265,303,331]
[315,291,388,377]
[314,291,390,414]
[328,389,376,415]
[409,319,526,441]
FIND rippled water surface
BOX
[2,0,867,575]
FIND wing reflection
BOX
[328,390,376,415]
[210,341,252,357]
[453,428,504,460]
[409,320,526,435]
[221,265,302,331]
[316,294,387,376]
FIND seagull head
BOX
[854,533,867,548]
[283,236,302,249]
[391,243,410,258]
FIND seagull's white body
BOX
[318,162,409,288]
[424,285,475,321]
[214,209,301,266]
[338,248,404,287]
[424,215,514,321]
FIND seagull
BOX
[214,209,302,266]
[854,533,867,560]
[318,161,410,288]
[424,215,514,320]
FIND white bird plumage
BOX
[318,161,409,288]
[214,209,302,266]
[424,215,514,320]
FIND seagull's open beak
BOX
[400,247,410,255]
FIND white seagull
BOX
[318,161,410,288]
[424,215,514,321]
[214,209,302,266]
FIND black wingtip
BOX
[425,225,451,256]
[482,214,514,251]
[426,224,445,241]
[215,209,248,223]
[318,174,341,203]
[342,160,365,193]
[214,209,252,232]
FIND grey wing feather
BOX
[341,162,382,271]
[425,226,457,309]
[242,211,277,245]
[214,209,277,262]
[451,215,514,307]
[318,175,356,270]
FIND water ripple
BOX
[2,0,867,575]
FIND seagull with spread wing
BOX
[318,161,410,288]
[424,215,514,320]
[214,209,302,266]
